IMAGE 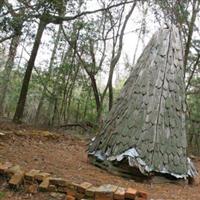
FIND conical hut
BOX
[88,26,197,180]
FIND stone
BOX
[85,186,98,198]
[35,172,50,181]
[49,177,68,186]
[77,182,93,194]
[95,184,118,200]
[39,178,50,192]
[0,162,12,174]
[125,188,137,199]
[9,170,25,189]
[25,169,40,181]
[114,187,125,200]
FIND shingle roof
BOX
[88,26,197,178]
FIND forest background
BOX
[0,0,199,154]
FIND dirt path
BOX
[0,121,199,200]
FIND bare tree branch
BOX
[27,1,136,24]
[0,34,15,43]
[185,52,200,91]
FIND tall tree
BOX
[0,1,24,116]
[12,0,136,123]
[34,24,62,124]
[0,35,21,115]
[13,18,47,122]
[107,1,136,110]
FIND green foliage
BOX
[36,0,65,14]
[187,77,200,122]
[187,76,200,155]
[5,70,23,116]
[0,0,199,141]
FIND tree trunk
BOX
[0,34,21,115]
[46,44,72,126]
[108,2,136,110]
[75,99,80,123]
[83,88,91,119]
[0,0,4,11]
[34,91,46,124]
[51,97,58,126]
[34,25,62,123]
[65,66,80,123]
[13,19,46,123]
[183,0,199,76]
[90,74,101,113]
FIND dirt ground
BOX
[0,120,200,200]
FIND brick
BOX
[9,171,25,188]
[85,186,98,198]
[75,192,85,200]
[135,197,147,200]
[35,172,50,182]
[66,195,76,200]
[50,192,66,199]
[95,184,118,200]
[57,186,68,193]
[66,182,79,190]
[136,191,147,200]
[27,184,38,194]
[77,182,93,194]
[6,165,21,177]
[49,184,57,192]
[114,187,125,200]
[64,182,79,196]
[95,192,113,200]
[25,169,40,181]
[39,178,49,192]
[0,162,12,174]
[125,188,137,199]
[49,177,68,186]
[66,188,76,197]
[134,196,146,200]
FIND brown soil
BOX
[0,120,199,200]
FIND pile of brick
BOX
[0,162,147,200]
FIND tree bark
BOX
[108,2,136,110]
[13,19,46,123]
[65,65,80,123]
[46,48,67,126]
[34,25,62,123]
[183,0,199,76]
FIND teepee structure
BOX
[88,26,197,179]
